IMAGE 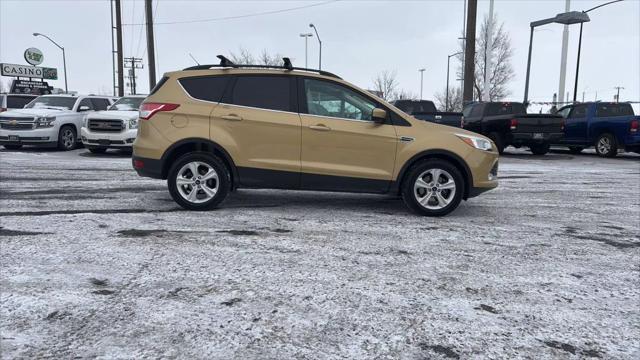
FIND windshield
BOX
[109,97,144,111]
[25,96,77,110]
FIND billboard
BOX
[1,63,58,80]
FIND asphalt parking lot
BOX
[0,147,638,358]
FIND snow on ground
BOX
[0,147,638,359]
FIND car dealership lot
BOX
[0,148,638,358]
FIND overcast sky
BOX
[1,0,638,110]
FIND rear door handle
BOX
[309,124,331,131]
[221,114,243,121]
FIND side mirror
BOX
[372,108,387,124]
[78,105,91,112]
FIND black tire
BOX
[488,132,505,154]
[529,143,550,155]
[3,144,22,150]
[167,152,231,211]
[401,159,464,217]
[88,147,107,154]
[595,133,618,158]
[568,146,584,154]
[57,125,77,151]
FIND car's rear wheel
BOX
[57,125,77,151]
[167,152,230,211]
[488,132,505,154]
[401,159,464,217]
[529,143,550,155]
[568,146,584,154]
[88,147,107,154]
[3,144,22,150]
[595,133,617,158]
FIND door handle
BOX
[221,114,243,121]
[309,124,331,131]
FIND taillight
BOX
[0,108,6,112]
[460,116,464,128]
[510,119,518,130]
[139,102,180,120]
[631,120,639,133]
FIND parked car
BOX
[132,57,498,216]
[0,94,114,150]
[391,100,463,128]
[461,102,564,155]
[554,102,640,157]
[81,95,146,153]
[0,93,38,112]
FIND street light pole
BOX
[33,32,68,93]
[446,52,462,111]
[309,23,322,70]
[523,11,590,105]
[418,68,426,100]
[299,33,313,68]
[572,0,624,103]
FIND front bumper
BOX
[81,127,137,148]
[0,127,58,147]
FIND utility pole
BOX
[462,0,477,103]
[614,86,624,102]
[300,33,313,68]
[558,0,571,105]
[418,68,426,100]
[115,0,124,97]
[482,0,494,101]
[124,57,143,95]
[145,0,157,90]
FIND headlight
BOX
[129,118,138,129]
[456,133,493,151]
[36,116,56,128]
[83,116,88,127]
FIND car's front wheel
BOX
[167,152,231,211]
[401,159,464,217]
[595,133,618,158]
[57,125,77,151]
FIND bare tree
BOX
[372,70,398,101]
[228,47,286,66]
[434,87,463,111]
[456,13,514,102]
[391,89,419,102]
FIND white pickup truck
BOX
[81,95,145,153]
[0,94,114,150]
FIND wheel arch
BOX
[394,149,473,200]
[160,138,238,187]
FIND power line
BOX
[122,1,338,26]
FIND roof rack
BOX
[182,55,341,79]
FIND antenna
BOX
[217,55,235,67]
[282,57,293,70]
[188,53,200,65]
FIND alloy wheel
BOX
[414,168,457,210]
[597,137,611,155]
[175,161,219,204]
[62,129,75,149]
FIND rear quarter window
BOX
[179,76,230,103]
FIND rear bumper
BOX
[510,132,563,144]
[132,155,164,179]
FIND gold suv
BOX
[132,56,498,216]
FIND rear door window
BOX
[179,76,230,103]
[469,105,483,117]
[230,76,292,112]
[596,103,634,117]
